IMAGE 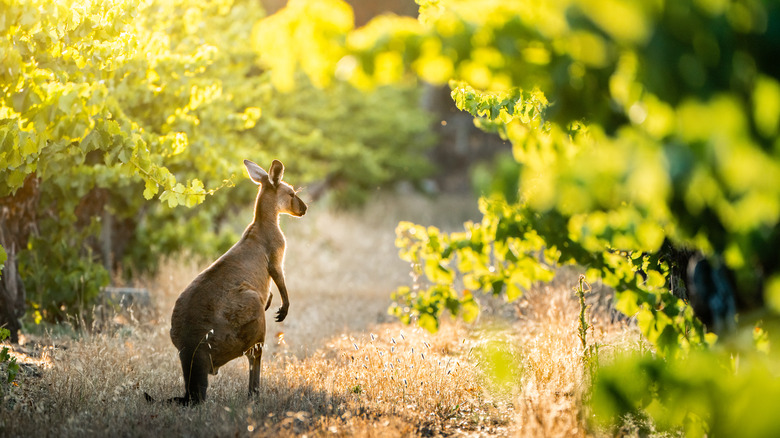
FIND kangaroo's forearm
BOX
[270,268,289,306]
[269,265,290,322]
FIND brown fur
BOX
[164,159,306,405]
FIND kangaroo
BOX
[153,159,306,406]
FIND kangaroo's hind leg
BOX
[177,346,210,405]
[246,314,266,397]
[247,343,264,397]
[240,297,266,398]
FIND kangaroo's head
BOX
[244,159,307,218]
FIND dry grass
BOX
[510,270,644,437]
[1,192,644,437]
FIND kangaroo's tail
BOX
[143,392,189,406]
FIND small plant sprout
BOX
[574,275,593,358]
[0,328,19,388]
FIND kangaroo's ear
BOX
[269,160,284,187]
[244,159,269,185]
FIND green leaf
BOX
[461,295,480,323]
[614,290,641,316]
[505,281,522,302]
[143,180,158,200]
[159,190,176,207]
[118,147,131,163]
[190,178,204,192]
[58,84,78,113]
[185,193,204,207]
[646,270,666,290]
[424,258,454,284]
[636,307,657,343]
[764,275,780,314]
[20,134,38,156]
[418,313,439,333]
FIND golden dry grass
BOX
[1,193,643,437]
[510,270,645,437]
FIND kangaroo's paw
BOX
[275,305,288,322]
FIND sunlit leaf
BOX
[418,313,439,333]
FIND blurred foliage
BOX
[592,329,780,437]
[0,328,19,389]
[306,0,779,354]
[1,0,435,322]
[19,226,111,324]
[257,0,780,432]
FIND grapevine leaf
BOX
[614,290,641,316]
[418,313,439,333]
[505,281,522,302]
[461,295,480,323]
[143,180,158,200]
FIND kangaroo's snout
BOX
[293,196,307,217]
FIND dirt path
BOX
[260,192,481,357]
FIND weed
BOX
[574,275,599,375]
[0,328,19,388]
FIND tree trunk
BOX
[0,243,24,343]
[0,175,39,343]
